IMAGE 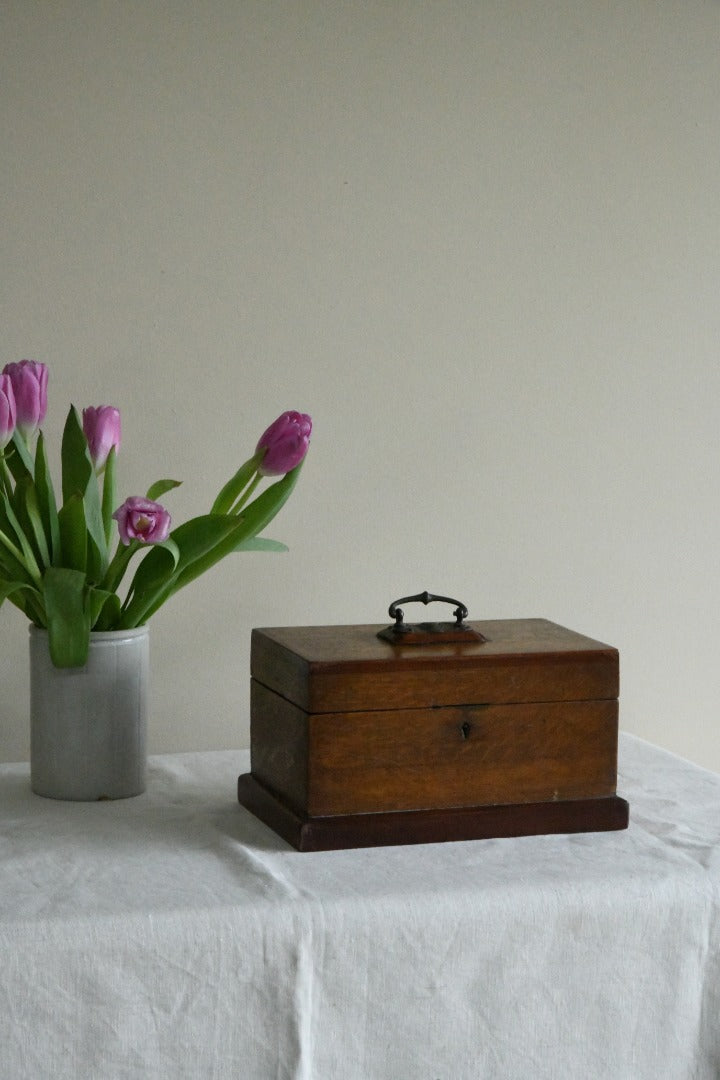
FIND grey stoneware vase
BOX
[29,624,149,801]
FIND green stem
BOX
[101,447,117,548]
[101,539,139,594]
[0,454,12,498]
[230,472,262,515]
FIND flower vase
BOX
[29,625,149,801]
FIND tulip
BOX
[1,360,48,439]
[256,411,312,476]
[113,496,171,546]
[0,373,16,450]
[82,405,121,471]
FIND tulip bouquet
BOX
[0,360,311,668]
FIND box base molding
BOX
[237,773,630,852]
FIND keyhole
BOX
[460,721,471,740]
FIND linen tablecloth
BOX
[1,733,719,1080]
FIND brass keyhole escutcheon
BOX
[460,721,471,740]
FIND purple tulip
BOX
[1,360,48,439]
[0,373,16,450]
[256,411,312,476]
[83,405,121,471]
[112,496,171,546]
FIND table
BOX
[1,734,719,1080]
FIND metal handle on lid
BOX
[387,591,468,632]
[377,591,486,645]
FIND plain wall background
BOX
[2,1,719,772]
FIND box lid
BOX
[251,617,618,714]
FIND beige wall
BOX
[2,1,720,771]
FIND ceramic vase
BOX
[29,624,149,800]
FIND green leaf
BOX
[233,536,289,553]
[0,499,29,575]
[157,536,181,568]
[92,590,122,631]
[34,432,60,564]
[58,493,87,572]
[0,579,28,603]
[4,431,34,482]
[1,489,42,584]
[139,464,304,620]
[86,532,106,585]
[99,537,138,594]
[118,519,238,628]
[42,566,90,667]
[0,537,32,585]
[0,535,40,611]
[0,578,38,615]
[146,478,182,501]
[102,536,182,600]
[101,445,117,548]
[226,460,304,541]
[60,406,108,578]
[210,451,262,515]
[61,406,91,503]
[82,480,107,581]
[0,509,46,623]
[86,586,122,630]
[13,476,51,569]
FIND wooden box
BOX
[238,604,628,850]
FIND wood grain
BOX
[250,681,618,815]
[251,619,618,713]
[237,773,630,851]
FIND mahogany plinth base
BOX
[237,773,630,852]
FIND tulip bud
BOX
[0,373,16,450]
[82,405,121,471]
[256,411,312,476]
[112,496,171,546]
[1,360,48,439]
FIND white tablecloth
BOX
[1,733,719,1080]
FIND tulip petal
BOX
[256,411,312,476]
[112,495,171,546]
[2,360,48,438]
[0,374,16,449]
[82,405,121,471]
